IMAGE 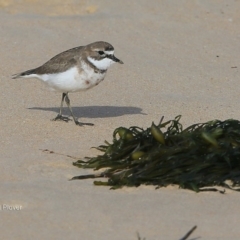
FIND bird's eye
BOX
[98,51,104,55]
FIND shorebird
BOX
[13,41,123,126]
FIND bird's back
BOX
[13,46,84,78]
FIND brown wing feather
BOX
[12,46,84,78]
[34,46,84,74]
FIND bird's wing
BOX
[12,46,85,78]
[33,46,85,74]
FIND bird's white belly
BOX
[38,66,105,93]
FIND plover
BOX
[13,41,123,126]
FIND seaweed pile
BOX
[72,116,240,192]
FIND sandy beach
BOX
[1,0,240,239]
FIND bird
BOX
[12,41,123,126]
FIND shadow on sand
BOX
[28,105,146,119]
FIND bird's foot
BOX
[52,114,72,123]
[74,119,94,126]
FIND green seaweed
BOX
[72,116,240,192]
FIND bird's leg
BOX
[59,92,65,116]
[52,93,72,122]
[65,93,94,126]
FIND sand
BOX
[1,0,240,239]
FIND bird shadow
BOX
[28,105,146,118]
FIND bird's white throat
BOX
[87,56,115,70]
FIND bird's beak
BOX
[108,55,124,64]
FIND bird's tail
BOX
[12,68,37,79]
